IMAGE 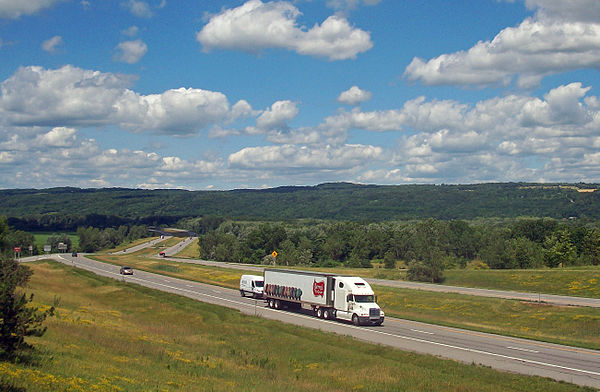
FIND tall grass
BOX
[1,261,590,392]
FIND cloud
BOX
[41,35,64,53]
[228,143,383,170]
[34,126,77,147]
[255,100,298,130]
[122,0,152,18]
[0,65,250,135]
[0,125,224,188]
[114,39,147,64]
[522,0,600,23]
[122,26,139,37]
[196,0,372,60]
[0,0,64,19]
[326,0,381,13]
[346,82,600,184]
[405,1,600,88]
[337,86,372,105]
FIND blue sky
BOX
[1,0,599,189]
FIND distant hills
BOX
[1,183,599,226]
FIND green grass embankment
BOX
[1,260,591,392]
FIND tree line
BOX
[76,225,150,252]
[197,218,600,281]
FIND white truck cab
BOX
[331,276,383,326]
[239,275,264,298]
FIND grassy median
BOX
[1,260,592,392]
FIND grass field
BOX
[90,254,600,350]
[443,267,600,299]
[172,238,199,258]
[32,232,79,252]
[0,260,591,392]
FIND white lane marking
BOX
[507,346,540,354]
[55,255,600,379]
[411,329,434,335]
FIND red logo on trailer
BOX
[313,280,325,297]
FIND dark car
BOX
[71,252,78,257]
[119,266,134,275]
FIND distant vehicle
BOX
[119,266,134,275]
[262,269,384,326]
[159,251,166,257]
[239,275,264,298]
[71,252,78,257]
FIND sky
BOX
[0,0,599,190]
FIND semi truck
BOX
[262,268,384,326]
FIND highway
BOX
[164,255,600,308]
[27,253,600,389]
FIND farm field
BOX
[91,254,600,350]
[32,232,79,252]
[0,260,589,392]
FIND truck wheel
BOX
[316,307,324,318]
[274,300,281,309]
[240,290,245,297]
[352,314,360,326]
[323,309,331,320]
[268,299,274,308]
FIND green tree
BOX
[506,237,543,269]
[543,229,577,268]
[383,250,396,269]
[581,228,600,265]
[0,242,54,359]
[407,219,445,282]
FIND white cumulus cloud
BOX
[114,39,148,64]
[122,0,152,18]
[196,0,372,60]
[41,35,64,53]
[337,86,372,105]
[228,143,382,170]
[0,0,64,19]
[0,65,249,135]
[405,1,600,88]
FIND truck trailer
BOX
[262,268,384,326]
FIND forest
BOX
[1,183,600,231]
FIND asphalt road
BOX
[27,253,600,389]
[109,236,171,255]
[158,236,197,257]
[163,256,600,308]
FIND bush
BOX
[465,260,490,270]
[406,260,445,283]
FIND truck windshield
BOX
[254,280,264,287]
[353,295,374,303]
